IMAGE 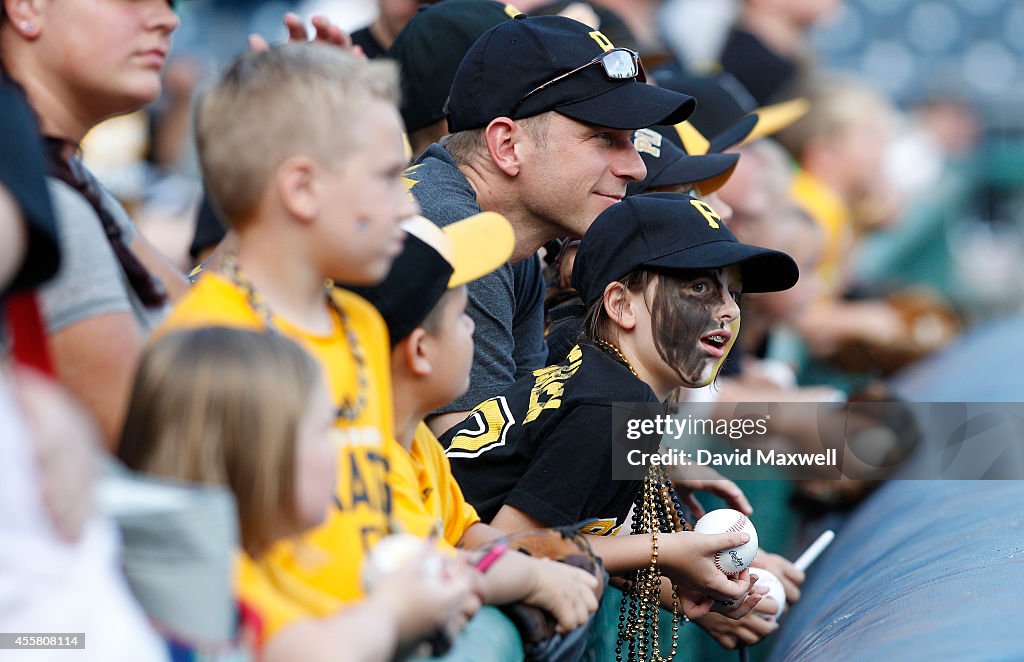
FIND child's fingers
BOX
[680,589,714,620]
[699,530,752,554]
[575,566,600,590]
[311,16,339,45]
[782,562,806,584]
[717,480,753,516]
[723,592,763,620]
[748,573,769,597]
[753,596,780,616]
[701,571,753,603]
[779,563,805,601]
[556,596,591,634]
[691,476,752,516]
[781,575,802,603]
[748,613,779,638]
[716,632,739,650]
[736,620,776,646]
[744,613,779,638]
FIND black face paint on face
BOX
[649,269,740,387]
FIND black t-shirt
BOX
[441,342,663,535]
[545,295,586,366]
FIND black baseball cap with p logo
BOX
[445,15,695,132]
[572,193,799,306]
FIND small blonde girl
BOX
[119,327,478,662]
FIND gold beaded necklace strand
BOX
[221,250,368,422]
[595,339,639,377]
[595,341,687,660]
[615,465,685,661]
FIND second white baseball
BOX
[693,508,758,575]
[362,533,442,590]
[753,569,786,621]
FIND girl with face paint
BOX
[442,194,799,654]
[634,266,744,394]
[579,263,749,403]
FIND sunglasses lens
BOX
[602,50,638,79]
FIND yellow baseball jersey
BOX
[159,273,395,638]
[235,551,342,646]
[388,423,480,547]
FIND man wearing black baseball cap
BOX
[404,14,695,434]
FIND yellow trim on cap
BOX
[673,121,710,156]
[743,97,810,145]
[443,212,514,287]
[697,161,739,195]
[402,216,454,265]
[401,213,514,289]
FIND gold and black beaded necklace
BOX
[595,339,639,377]
[594,339,690,661]
[616,465,690,662]
[221,250,368,422]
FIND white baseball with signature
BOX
[693,508,758,575]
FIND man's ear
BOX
[603,281,637,331]
[483,117,524,177]
[401,328,433,378]
[275,155,319,225]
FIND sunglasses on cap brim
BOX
[511,47,646,116]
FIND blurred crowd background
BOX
[86,0,1024,380]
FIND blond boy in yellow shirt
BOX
[158,44,480,644]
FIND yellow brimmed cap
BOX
[351,212,513,344]
[743,98,811,146]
